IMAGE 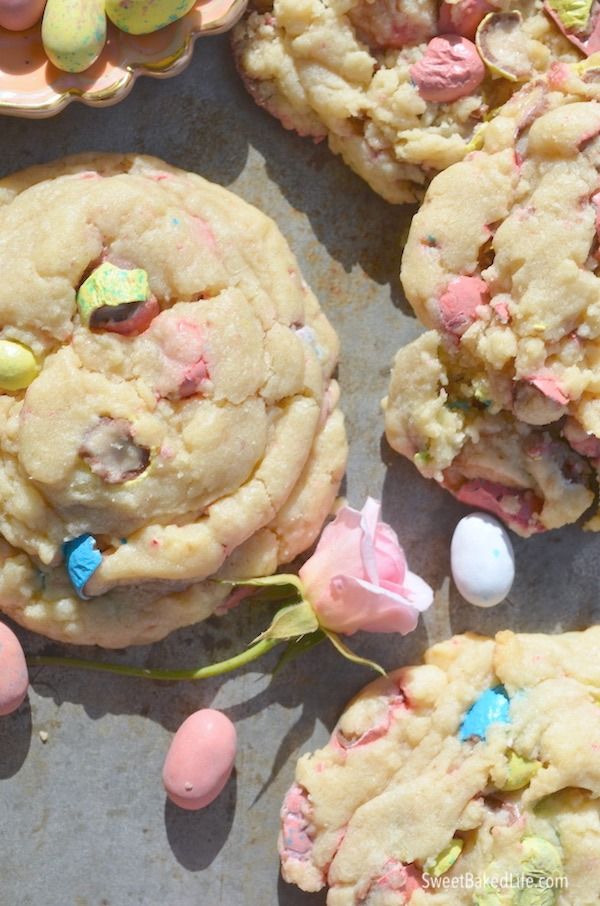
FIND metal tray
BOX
[1,33,597,906]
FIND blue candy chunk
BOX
[63,534,102,599]
[459,685,511,742]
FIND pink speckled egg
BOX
[0,622,28,716]
[0,0,47,31]
[163,709,236,810]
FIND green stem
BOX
[27,637,280,682]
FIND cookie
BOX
[233,0,580,203]
[279,627,600,904]
[0,153,347,647]
[383,62,600,535]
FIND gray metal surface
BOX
[0,34,598,906]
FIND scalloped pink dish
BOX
[0,0,247,117]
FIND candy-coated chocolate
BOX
[63,534,102,599]
[77,262,151,326]
[499,749,540,791]
[163,709,236,810]
[42,0,106,73]
[0,339,38,391]
[0,622,28,716]
[410,35,485,103]
[426,838,464,877]
[459,685,511,741]
[451,512,515,607]
[105,0,195,36]
[0,0,46,31]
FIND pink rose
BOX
[299,498,433,635]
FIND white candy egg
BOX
[451,512,515,607]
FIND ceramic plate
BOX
[0,0,247,117]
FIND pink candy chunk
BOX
[543,1,600,56]
[453,479,543,533]
[0,622,28,716]
[438,275,489,335]
[438,0,494,39]
[162,709,236,811]
[279,784,315,862]
[526,373,569,406]
[563,418,600,459]
[0,0,46,31]
[410,36,485,103]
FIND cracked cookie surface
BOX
[384,63,600,534]
[0,153,347,647]
[280,627,600,904]
[233,0,580,203]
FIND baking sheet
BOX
[1,34,599,906]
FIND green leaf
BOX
[254,600,319,643]
[322,629,387,676]
[272,630,326,675]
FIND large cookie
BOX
[233,0,580,203]
[0,154,347,647]
[384,62,600,535]
[280,627,600,904]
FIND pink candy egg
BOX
[163,709,236,810]
[0,0,47,31]
[0,622,28,716]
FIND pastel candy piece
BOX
[163,709,236,810]
[426,838,464,877]
[410,35,485,104]
[0,339,39,391]
[63,534,102,599]
[0,0,47,30]
[0,622,28,716]
[545,0,600,55]
[451,512,515,607]
[438,0,494,40]
[42,0,106,74]
[105,0,196,36]
[77,261,152,328]
[79,418,150,484]
[454,481,542,535]
[438,276,489,336]
[476,12,533,82]
[521,836,563,871]
[499,749,540,791]
[459,685,510,741]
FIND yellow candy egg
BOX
[426,838,464,878]
[42,0,106,74]
[0,340,39,391]
[499,749,540,792]
[105,0,195,36]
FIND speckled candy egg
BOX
[451,512,515,607]
[0,622,28,716]
[163,709,236,810]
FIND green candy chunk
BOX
[77,263,151,327]
[515,887,557,906]
[546,0,594,30]
[520,836,563,880]
[473,884,513,905]
[499,750,540,791]
[426,838,464,877]
[0,339,39,391]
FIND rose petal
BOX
[373,522,408,585]
[317,575,423,636]
[381,570,434,613]
[299,506,368,591]
[359,498,381,585]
